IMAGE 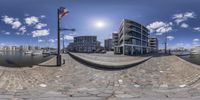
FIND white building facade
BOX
[113,19,149,55]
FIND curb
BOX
[68,52,152,69]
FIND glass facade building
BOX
[68,36,97,53]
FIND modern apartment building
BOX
[113,19,149,55]
[112,32,119,46]
[68,36,97,53]
[148,37,158,53]
[104,39,113,51]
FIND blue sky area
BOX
[0,0,200,49]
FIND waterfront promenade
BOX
[0,53,200,99]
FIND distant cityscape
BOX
[1,18,199,56]
[0,45,41,52]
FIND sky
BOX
[0,0,200,49]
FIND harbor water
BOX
[0,51,54,67]
[179,54,200,65]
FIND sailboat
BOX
[25,38,33,55]
[25,50,32,54]
[32,50,43,56]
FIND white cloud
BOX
[185,12,195,18]
[40,15,46,18]
[2,15,49,36]
[34,23,47,29]
[172,12,196,25]
[4,32,10,35]
[180,23,189,28]
[169,22,173,26]
[192,38,199,46]
[167,36,175,40]
[175,42,192,49]
[49,39,55,43]
[64,35,74,41]
[1,31,10,35]
[32,29,50,37]
[38,39,43,42]
[19,26,26,34]
[1,16,22,29]
[0,43,5,46]
[2,16,14,24]
[25,16,39,25]
[147,21,173,35]
[12,21,21,29]
[193,27,200,32]
[16,32,20,35]
[193,38,199,42]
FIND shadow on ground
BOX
[38,64,58,67]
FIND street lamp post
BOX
[57,9,62,66]
[165,34,167,54]
[57,7,72,66]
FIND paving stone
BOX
[0,94,13,99]
[115,91,125,94]
[97,93,112,97]
[160,84,168,89]
[72,93,90,97]
[115,94,139,98]
[88,91,101,95]
[104,90,113,94]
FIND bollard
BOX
[63,59,65,65]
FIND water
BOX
[179,54,200,65]
[0,51,55,67]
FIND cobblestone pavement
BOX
[0,54,200,99]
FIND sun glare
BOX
[95,21,105,28]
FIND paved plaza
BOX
[0,53,200,100]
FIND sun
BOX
[95,21,105,28]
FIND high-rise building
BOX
[11,46,17,51]
[104,39,113,51]
[113,19,149,55]
[148,37,158,53]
